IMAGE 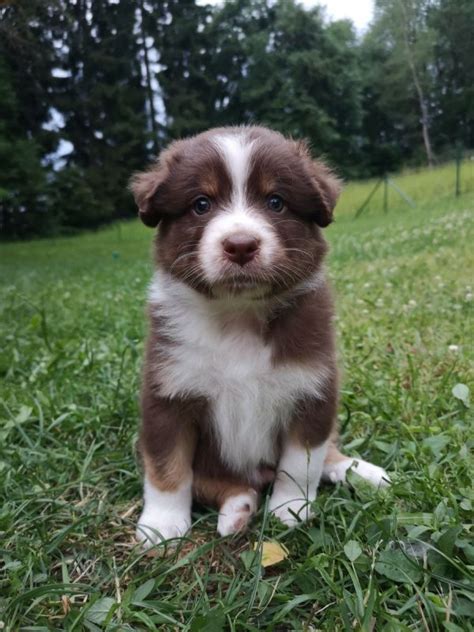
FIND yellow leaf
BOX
[254,540,289,567]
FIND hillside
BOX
[1,165,473,629]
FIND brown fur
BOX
[139,331,206,491]
[193,477,258,508]
[266,285,335,365]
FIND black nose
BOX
[223,233,260,266]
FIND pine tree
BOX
[52,0,149,228]
[430,0,474,150]
[0,1,59,237]
[154,0,215,140]
[203,0,364,175]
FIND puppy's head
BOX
[130,126,341,298]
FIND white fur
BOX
[217,490,258,536]
[198,208,279,284]
[149,271,331,475]
[213,133,253,208]
[197,134,279,284]
[269,440,328,526]
[136,474,192,548]
[322,458,390,487]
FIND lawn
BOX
[1,163,473,631]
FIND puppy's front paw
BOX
[268,493,312,527]
[136,510,191,548]
[217,490,258,536]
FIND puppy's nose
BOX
[223,233,260,266]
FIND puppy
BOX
[130,126,389,547]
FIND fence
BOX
[348,151,474,219]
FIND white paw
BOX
[323,458,390,488]
[136,509,191,548]
[268,493,312,527]
[217,491,258,536]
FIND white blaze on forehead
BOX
[199,132,279,283]
[212,133,254,207]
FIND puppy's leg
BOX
[269,395,335,526]
[194,475,259,537]
[136,393,199,548]
[322,433,390,488]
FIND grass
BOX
[1,164,473,631]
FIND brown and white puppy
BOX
[130,126,389,547]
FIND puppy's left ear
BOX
[294,140,342,227]
[308,159,342,228]
[128,165,168,228]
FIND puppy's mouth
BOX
[212,272,271,298]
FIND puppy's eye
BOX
[193,196,211,215]
[267,194,285,213]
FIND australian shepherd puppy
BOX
[130,126,389,547]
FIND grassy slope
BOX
[1,164,473,631]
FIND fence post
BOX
[455,144,462,197]
[354,179,383,219]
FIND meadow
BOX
[1,162,473,630]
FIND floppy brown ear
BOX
[308,159,342,227]
[129,164,168,228]
[294,140,342,227]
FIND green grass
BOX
[1,166,473,631]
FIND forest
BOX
[0,0,472,238]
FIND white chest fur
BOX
[149,273,328,474]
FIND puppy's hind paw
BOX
[217,490,258,536]
[322,458,390,488]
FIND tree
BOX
[0,1,60,237]
[0,58,49,236]
[429,0,474,150]
[137,0,160,155]
[371,0,437,166]
[151,0,216,140]
[1,0,472,238]
[200,0,364,175]
[52,0,150,228]
[359,24,418,174]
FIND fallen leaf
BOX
[254,540,289,567]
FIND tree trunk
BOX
[407,52,435,167]
[399,0,435,166]
[138,0,159,155]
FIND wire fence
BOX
[350,150,474,219]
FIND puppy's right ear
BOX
[129,164,168,228]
